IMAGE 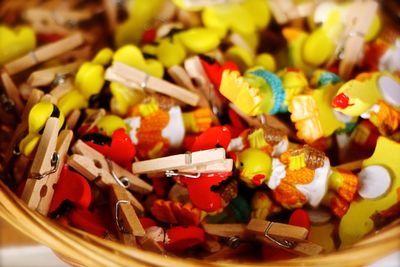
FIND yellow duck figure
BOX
[19,101,65,157]
[332,72,400,138]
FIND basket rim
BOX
[1,179,399,267]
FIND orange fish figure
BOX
[125,97,212,159]
[236,145,358,218]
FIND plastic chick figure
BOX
[125,96,212,159]
[235,128,358,218]
[332,72,400,138]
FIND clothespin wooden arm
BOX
[69,140,153,195]
[109,184,145,246]
[268,0,298,24]
[329,0,378,79]
[0,71,24,114]
[24,8,93,33]
[246,219,323,256]
[131,148,228,174]
[21,118,73,215]
[203,224,248,239]
[4,33,84,75]
[105,62,200,107]
[27,61,82,87]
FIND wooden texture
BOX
[131,148,227,174]
[109,184,145,246]
[4,33,84,75]
[105,63,200,106]
[69,140,153,196]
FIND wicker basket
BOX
[1,178,399,267]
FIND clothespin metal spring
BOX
[106,159,130,188]
[335,30,365,60]
[165,170,201,179]
[264,222,296,249]
[29,152,60,180]
[221,236,241,249]
[164,151,201,178]
[115,199,130,233]
[50,72,72,88]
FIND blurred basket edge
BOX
[0,179,399,267]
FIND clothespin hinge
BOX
[29,152,60,180]
[115,199,130,233]
[165,170,201,179]
[106,158,130,188]
[264,221,296,249]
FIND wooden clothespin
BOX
[105,62,200,107]
[68,139,153,196]
[0,71,24,114]
[167,65,209,108]
[52,45,92,65]
[27,61,82,87]
[132,148,232,177]
[246,219,323,256]
[203,223,248,241]
[4,33,84,75]
[102,0,120,32]
[23,8,93,35]
[109,184,145,246]
[203,219,323,256]
[3,89,44,170]
[268,0,317,25]
[167,65,220,125]
[268,0,300,24]
[21,117,73,215]
[328,0,378,79]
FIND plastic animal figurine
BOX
[19,101,65,157]
[236,143,358,218]
[58,48,113,116]
[125,96,212,159]
[332,72,400,137]
[0,25,36,65]
[289,70,351,143]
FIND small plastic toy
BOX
[19,101,65,157]
[339,137,399,247]
[125,96,211,159]
[58,48,112,116]
[289,70,350,143]
[332,72,400,137]
[236,142,358,218]
[0,25,36,66]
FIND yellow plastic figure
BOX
[19,101,65,157]
[0,25,36,66]
[332,72,400,137]
[339,137,400,247]
[58,48,113,116]
[289,70,348,143]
